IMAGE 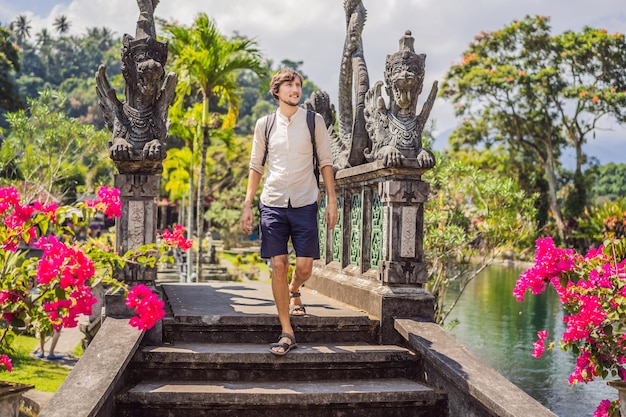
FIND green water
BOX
[445,263,615,417]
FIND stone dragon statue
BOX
[95,0,177,175]
[363,29,437,168]
[306,0,437,170]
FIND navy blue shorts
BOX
[259,202,320,259]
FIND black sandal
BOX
[269,333,297,356]
[289,291,307,316]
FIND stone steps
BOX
[129,342,421,382]
[162,315,379,344]
[116,378,445,417]
[113,282,448,416]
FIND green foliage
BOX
[0,26,24,120]
[206,185,248,250]
[1,90,109,201]
[204,135,255,249]
[164,13,267,132]
[163,147,193,201]
[163,14,267,267]
[574,197,626,247]
[12,23,121,126]
[441,15,626,241]
[0,335,70,392]
[586,162,626,201]
[424,152,537,325]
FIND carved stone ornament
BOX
[363,30,438,168]
[96,0,177,175]
[328,1,438,170]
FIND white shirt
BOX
[249,107,333,208]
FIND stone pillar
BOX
[106,174,160,319]
[379,178,430,285]
[113,174,160,285]
[309,160,435,344]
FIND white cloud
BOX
[2,0,625,163]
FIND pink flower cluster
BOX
[594,398,620,417]
[0,185,178,373]
[516,237,626,415]
[85,185,122,219]
[532,330,548,358]
[0,354,11,372]
[31,235,98,329]
[0,187,55,251]
[513,237,576,301]
[160,224,193,251]
[125,284,165,331]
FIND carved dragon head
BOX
[384,31,426,117]
[121,35,168,104]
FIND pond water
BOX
[445,263,615,417]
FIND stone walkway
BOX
[32,324,84,367]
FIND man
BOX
[241,69,338,355]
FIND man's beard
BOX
[280,97,300,107]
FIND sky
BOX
[2,0,626,165]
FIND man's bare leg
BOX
[289,257,313,315]
[270,254,295,354]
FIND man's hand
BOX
[241,205,254,235]
[325,198,338,230]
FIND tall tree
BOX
[35,28,52,47]
[0,26,23,118]
[424,151,537,326]
[1,90,107,202]
[440,15,626,242]
[53,15,71,35]
[163,14,266,280]
[11,14,31,46]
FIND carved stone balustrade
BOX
[310,160,435,344]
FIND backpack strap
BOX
[306,110,320,186]
[261,112,276,167]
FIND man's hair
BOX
[269,69,303,100]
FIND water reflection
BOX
[445,264,614,417]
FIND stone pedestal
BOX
[378,176,430,285]
[608,380,626,417]
[310,160,435,343]
[0,381,33,417]
[113,174,160,285]
[104,174,161,322]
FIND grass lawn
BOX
[219,252,270,280]
[2,335,71,392]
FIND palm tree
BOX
[35,28,52,47]
[12,14,31,46]
[164,13,266,281]
[53,15,71,35]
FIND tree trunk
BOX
[186,167,194,282]
[543,151,566,242]
[196,124,210,282]
[196,92,214,282]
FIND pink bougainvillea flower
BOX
[0,354,13,372]
[125,284,165,331]
[0,187,21,215]
[85,185,122,219]
[160,224,193,251]
[513,237,576,301]
[593,399,612,417]
[532,339,545,359]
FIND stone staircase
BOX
[113,284,448,417]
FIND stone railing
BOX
[309,160,435,344]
